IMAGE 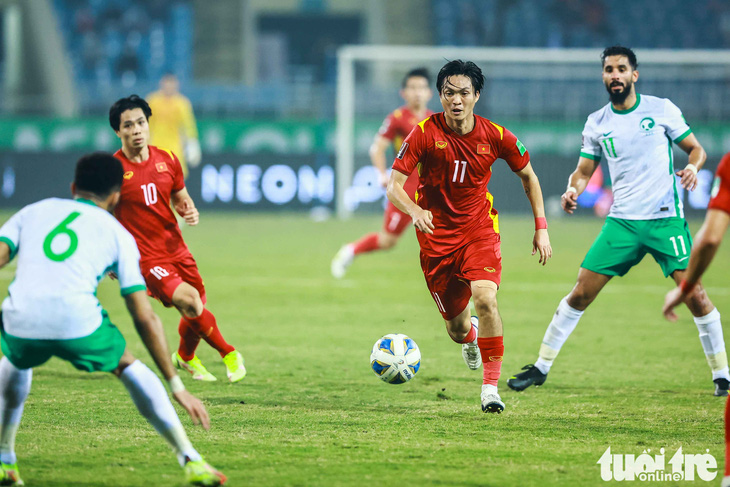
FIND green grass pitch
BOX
[1,211,728,486]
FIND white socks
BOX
[535,297,584,375]
[0,357,31,465]
[119,360,201,466]
[694,308,729,381]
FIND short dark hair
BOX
[402,68,430,88]
[436,60,484,94]
[601,46,638,70]
[74,152,124,198]
[109,94,152,131]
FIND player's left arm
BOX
[171,187,199,226]
[675,133,706,191]
[515,162,552,265]
[663,208,729,320]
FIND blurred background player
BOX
[109,95,245,383]
[508,46,729,396]
[387,60,552,414]
[331,68,434,279]
[147,74,202,178]
[662,151,730,487]
[0,153,225,486]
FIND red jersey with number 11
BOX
[392,113,530,257]
[113,146,191,264]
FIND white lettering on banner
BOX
[675,169,713,210]
[236,165,262,203]
[201,164,234,203]
[200,163,336,206]
[2,166,15,198]
[261,165,298,204]
[597,446,717,482]
[298,166,334,204]
[344,166,383,211]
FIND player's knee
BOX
[378,233,398,249]
[113,350,136,377]
[473,292,498,316]
[567,286,594,310]
[173,287,203,318]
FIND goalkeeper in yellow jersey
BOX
[147,74,201,178]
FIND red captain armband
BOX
[535,217,548,230]
[679,279,697,295]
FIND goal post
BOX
[335,45,730,219]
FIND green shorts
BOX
[581,217,692,278]
[0,310,126,372]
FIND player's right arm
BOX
[387,170,433,234]
[123,290,210,429]
[369,135,392,188]
[562,156,600,214]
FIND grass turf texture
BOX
[0,212,728,486]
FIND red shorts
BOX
[141,254,206,308]
[382,201,412,236]
[420,234,502,320]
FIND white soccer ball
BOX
[370,333,421,384]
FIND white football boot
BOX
[481,384,505,414]
[330,244,354,279]
[462,316,481,370]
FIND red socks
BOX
[352,233,380,255]
[177,308,235,359]
[455,323,477,344]
[477,336,504,386]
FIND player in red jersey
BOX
[331,68,434,278]
[109,95,245,383]
[663,153,730,487]
[387,60,552,413]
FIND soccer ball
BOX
[370,334,421,384]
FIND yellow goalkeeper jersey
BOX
[146,91,199,177]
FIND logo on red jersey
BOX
[155,162,168,173]
[435,141,448,149]
[396,142,409,160]
[123,171,134,180]
[484,267,496,273]
[477,144,490,154]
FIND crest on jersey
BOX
[477,144,490,154]
[396,142,409,160]
[639,117,655,131]
[123,171,134,180]
[436,141,448,149]
[156,162,168,172]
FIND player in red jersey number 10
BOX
[109,95,245,384]
[387,60,552,414]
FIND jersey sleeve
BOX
[377,112,398,141]
[663,99,692,143]
[170,152,185,192]
[0,208,23,259]
[115,226,146,296]
[708,153,730,215]
[498,127,530,172]
[579,117,602,162]
[391,123,428,176]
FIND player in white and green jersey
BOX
[0,153,226,486]
[508,46,728,396]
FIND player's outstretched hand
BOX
[676,165,698,191]
[173,390,211,430]
[411,208,435,234]
[662,287,684,322]
[179,200,200,226]
[532,229,552,265]
[561,190,578,214]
